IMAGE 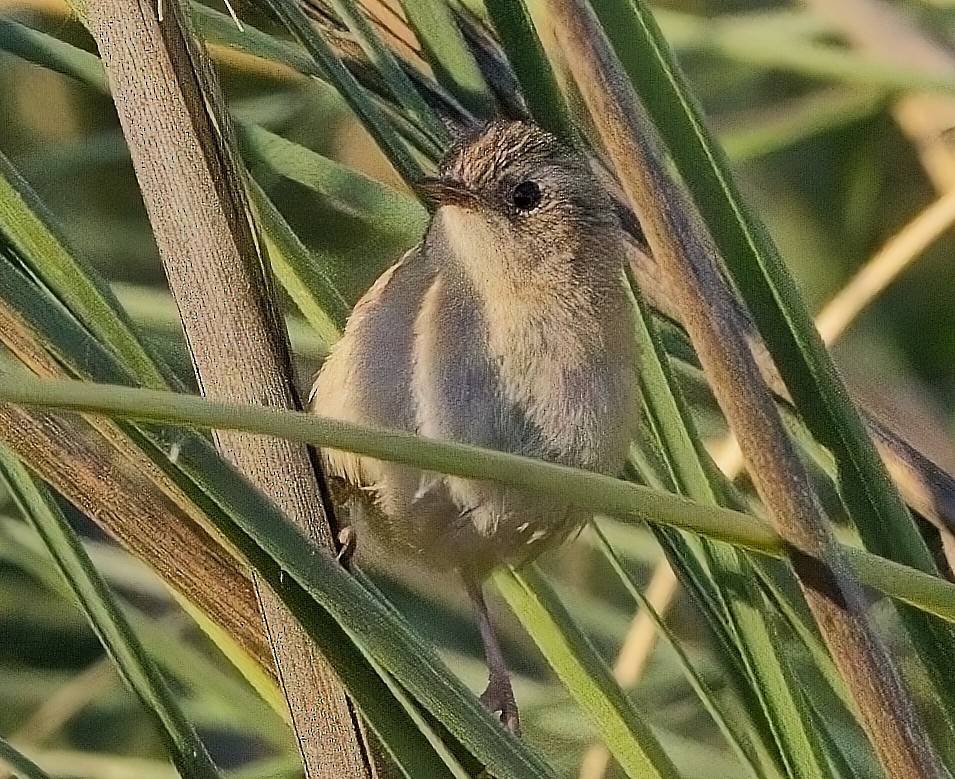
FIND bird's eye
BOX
[512,180,542,211]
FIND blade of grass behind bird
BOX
[0,450,224,779]
[482,0,576,143]
[620,270,833,777]
[587,0,955,733]
[248,181,347,344]
[261,0,424,183]
[323,0,451,146]
[238,120,427,307]
[494,565,680,778]
[398,0,495,118]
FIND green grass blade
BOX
[0,248,137,387]
[482,0,576,143]
[398,0,494,118]
[261,0,424,184]
[495,566,680,778]
[592,523,769,779]
[0,371,784,555]
[0,738,54,779]
[0,450,224,779]
[238,119,427,305]
[589,0,955,719]
[325,0,450,146]
[10,373,955,631]
[625,259,831,777]
[190,2,320,78]
[249,181,346,343]
[0,152,171,391]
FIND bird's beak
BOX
[414,176,480,210]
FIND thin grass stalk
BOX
[324,0,450,145]
[11,370,955,625]
[815,187,955,343]
[0,739,53,779]
[263,0,424,183]
[81,0,374,775]
[0,449,223,779]
[544,0,947,775]
[482,0,576,143]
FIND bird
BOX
[309,119,640,734]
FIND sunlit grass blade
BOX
[482,0,576,143]
[398,0,494,118]
[588,0,955,720]
[0,737,53,779]
[591,523,769,779]
[324,0,450,146]
[238,119,427,306]
[495,566,679,778]
[261,0,424,183]
[249,181,346,343]
[0,449,224,779]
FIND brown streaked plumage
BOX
[310,120,640,734]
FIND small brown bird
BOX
[310,120,640,733]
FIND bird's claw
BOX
[479,673,520,736]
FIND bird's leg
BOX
[464,574,521,736]
[335,525,356,569]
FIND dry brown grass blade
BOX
[0,299,274,680]
[82,1,374,776]
[0,404,272,673]
[546,0,947,775]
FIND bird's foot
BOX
[479,672,520,736]
[335,525,356,570]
